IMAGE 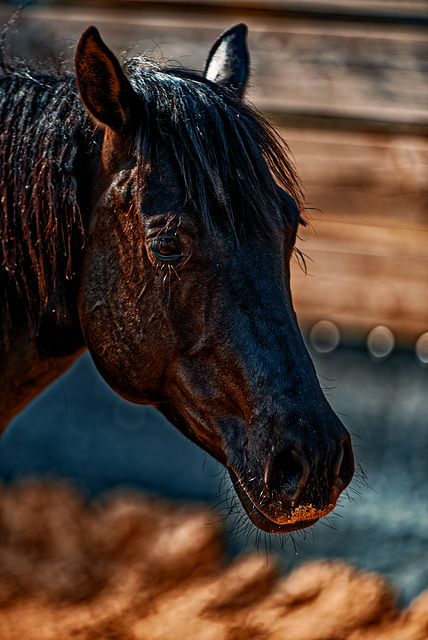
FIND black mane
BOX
[0,55,304,321]
[0,72,92,321]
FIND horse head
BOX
[75,25,354,533]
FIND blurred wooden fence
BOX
[1,0,427,347]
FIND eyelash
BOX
[149,236,183,262]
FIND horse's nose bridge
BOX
[204,267,354,474]
[247,347,330,430]
[251,398,345,457]
[223,309,345,444]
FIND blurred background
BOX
[0,0,427,607]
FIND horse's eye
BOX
[150,237,182,261]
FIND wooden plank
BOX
[101,0,428,14]
[68,0,428,29]
[247,22,428,125]
[278,128,428,227]
[291,217,428,345]
[1,5,427,125]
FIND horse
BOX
[0,24,354,533]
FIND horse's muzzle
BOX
[227,432,354,534]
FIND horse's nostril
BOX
[336,435,355,491]
[265,445,309,503]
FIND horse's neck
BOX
[0,275,86,431]
[0,322,85,433]
[0,244,89,434]
[0,174,92,432]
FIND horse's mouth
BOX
[228,468,334,534]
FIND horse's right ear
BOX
[75,27,138,133]
[204,24,249,98]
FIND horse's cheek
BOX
[77,235,168,404]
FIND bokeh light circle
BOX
[309,320,340,354]
[367,326,395,359]
[416,332,428,365]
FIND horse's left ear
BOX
[203,24,249,98]
[75,26,138,133]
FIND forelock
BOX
[125,58,304,235]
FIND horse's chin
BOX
[228,468,331,534]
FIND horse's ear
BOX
[75,26,137,133]
[203,24,249,98]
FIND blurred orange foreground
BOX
[0,481,427,640]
